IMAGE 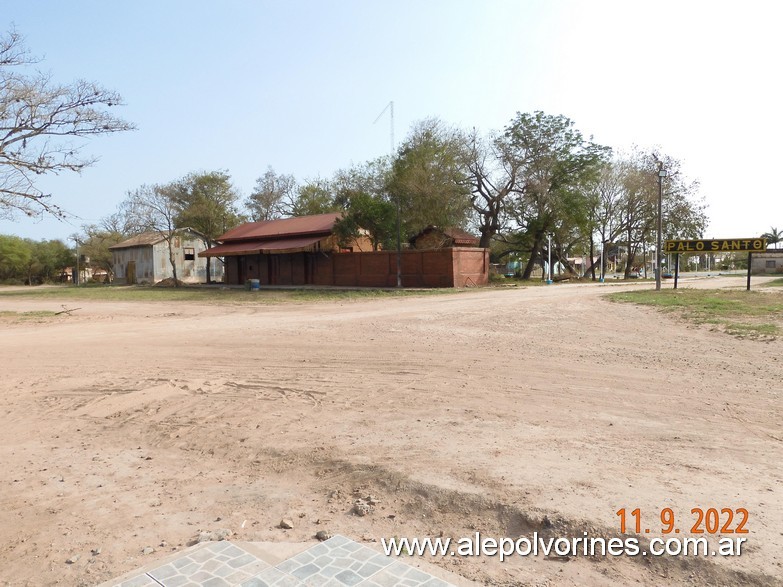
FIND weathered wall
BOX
[224,248,488,288]
[113,233,224,284]
[751,251,783,274]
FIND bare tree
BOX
[246,167,297,221]
[582,163,626,279]
[0,29,134,219]
[465,128,522,248]
[124,184,181,286]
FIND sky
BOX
[1,0,781,243]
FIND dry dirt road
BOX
[0,278,781,586]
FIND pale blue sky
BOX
[2,0,781,242]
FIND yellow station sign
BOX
[663,238,767,254]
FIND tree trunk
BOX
[589,238,596,280]
[478,224,494,249]
[168,239,179,287]
[521,235,543,279]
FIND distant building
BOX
[201,214,488,287]
[751,249,783,274]
[410,226,480,249]
[110,228,222,284]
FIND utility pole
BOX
[655,160,667,291]
[374,101,400,287]
[546,233,553,284]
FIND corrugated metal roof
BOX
[109,232,164,249]
[200,235,327,257]
[218,213,341,242]
[108,228,207,250]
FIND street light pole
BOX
[655,162,667,291]
[546,233,553,284]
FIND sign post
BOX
[674,254,680,289]
[663,238,766,291]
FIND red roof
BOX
[200,235,327,257]
[412,226,480,246]
[442,227,480,245]
[218,213,341,242]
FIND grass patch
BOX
[606,289,783,339]
[0,284,459,304]
[0,310,59,322]
[764,278,783,287]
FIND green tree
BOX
[0,234,32,282]
[0,29,133,219]
[388,118,472,237]
[0,235,72,283]
[332,158,396,250]
[761,227,781,249]
[172,171,242,282]
[505,112,609,279]
[30,239,74,283]
[77,226,125,281]
[290,179,339,216]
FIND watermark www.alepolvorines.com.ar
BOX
[381,532,747,562]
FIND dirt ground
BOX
[0,276,781,586]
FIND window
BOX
[766,260,776,269]
[184,247,195,261]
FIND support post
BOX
[396,195,402,288]
[674,254,679,289]
[747,253,752,291]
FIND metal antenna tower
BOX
[373,101,394,154]
[373,100,401,287]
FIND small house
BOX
[751,249,783,274]
[410,226,480,249]
[110,228,221,285]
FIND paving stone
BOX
[228,553,259,569]
[335,568,364,585]
[290,562,322,580]
[242,566,300,587]
[113,575,160,587]
[106,536,455,587]
[148,563,178,580]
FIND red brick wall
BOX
[225,248,488,287]
[451,247,489,287]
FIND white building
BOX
[110,228,223,284]
[751,250,783,275]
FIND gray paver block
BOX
[291,562,321,580]
[276,557,301,573]
[335,568,364,585]
[114,575,160,587]
[163,574,191,587]
[106,537,458,587]
[243,566,301,587]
